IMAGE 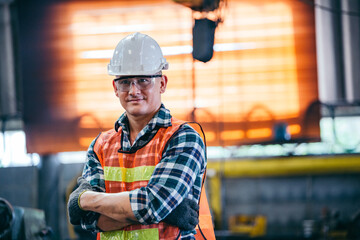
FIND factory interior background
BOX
[0,0,360,239]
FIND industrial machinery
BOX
[0,197,52,240]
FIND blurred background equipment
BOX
[0,198,14,240]
[228,214,267,238]
[192,18,217,63]
[173,0,225,63]
[0,197,52,240]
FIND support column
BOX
[0,2,16,118]
[315,0,345,103]
[38,154,60,239]
[342,0,360,102]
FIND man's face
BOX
[113,75,167,118]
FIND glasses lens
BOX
[118,79,131,91]
[118,77,154,91]
[137,78,152,89]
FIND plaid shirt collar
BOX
[114,104,172,152]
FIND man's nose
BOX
[128,81,141,94]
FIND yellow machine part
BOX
[229,215,267,237]
[206,154,360,229]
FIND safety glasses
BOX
[114,75,162,92]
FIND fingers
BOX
[68,191,84,225]
[163,198,200,231]
[180,221,196,231]
[190,215,199,227]
[181,205,199,230]
[77,176,86,184]
[176,218,192,231]
[77,177,92,190]
[186,198,200,212]
[190,209,199,225]
[190,208,199,218]
[181,216,199,231]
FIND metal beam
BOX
[342,0,360,102]
[207,154,360,177]
[0,3,17,118]
[315,0,345,102]
[0,0,13,4]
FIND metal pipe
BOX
[0,2,16,118]
[342,0,360,102]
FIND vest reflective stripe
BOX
[104,166,156,182]
[100,228,159,240]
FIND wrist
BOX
[78,190,89,211]
[79,190,95,211]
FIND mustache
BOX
[126,97,145,101]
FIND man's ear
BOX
[160,75,168,94]
[112,80,119,97]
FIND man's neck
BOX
[126,110,158,145]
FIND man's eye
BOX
[138,78,149,83]
[120,80,130,85]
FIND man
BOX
[68,32,215,239]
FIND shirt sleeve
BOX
[82,136,106,191]
[80,136,105,232]
[129,124,206,225]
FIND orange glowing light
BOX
[25,0,318,153]
[79,137,95,147]
[247,128,273,139]
[204,131,217,143]
[221,130,245,141]
[288,124,301,135]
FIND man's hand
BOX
[67,177,93,225]
[163,198,199,231]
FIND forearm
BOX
[97,214,132,231]
[80,191,138,226]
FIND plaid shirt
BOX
[81,104,206,239]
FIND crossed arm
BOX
[69,178,200,232]
[68,125,205,232]
[80,191,137,231]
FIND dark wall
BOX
[0,162,84,240]
[0,166,38,208]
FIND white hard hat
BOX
[108,32,169,76]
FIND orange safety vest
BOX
[93,117,215,240]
